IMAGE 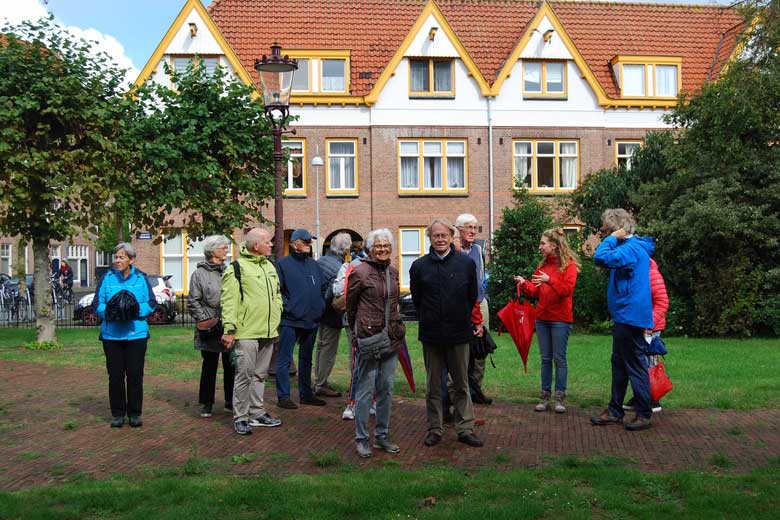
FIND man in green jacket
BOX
[221,228,283,435]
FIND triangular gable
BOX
[133,0,253,87]
[491,1,611,105]
[365,0,491,105]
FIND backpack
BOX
[231,260,244,301]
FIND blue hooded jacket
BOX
[276,251,327,329]
[593,235,655,330]
[96,266,156,341]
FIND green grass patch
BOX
[1,326,778,410]
[308,449,342,468]
[0,459,778,518]
[709,452,734,469]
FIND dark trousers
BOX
[198,350,235,406]
[608,323,652,419]
[102,338,148,418]
[276,325,318,400]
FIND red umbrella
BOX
[397,339,416,393]
[497,282,536,373]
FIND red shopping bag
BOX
[649,360,673,401]
[497,282,536,373]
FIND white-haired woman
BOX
[187,235,234,418]
[346,228,405,458]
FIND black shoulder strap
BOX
[231,260,243,301]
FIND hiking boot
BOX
[342,403,355,420]
[622,397,636,411]
[234,420,252,435]
[277,398,298,410]
[300,396,327,406]
[316,384,342,398]
[249,413,282,428]
[534,391,551,412]
[373,437,401,454]
[356,440,372,458]
[199,404,213,418]
[624,415,652,431]
[553,391,567,413]
[590,409,623,426]
[457,432,484,447]
[110,416,124,428]
[651,401,663,413]
[423,431,442,447]
[128,415,143,427]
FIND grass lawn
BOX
[0,456,778,519]
[0,325,777,410]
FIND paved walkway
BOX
[1,360,777,490]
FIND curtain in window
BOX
[559,142,577,189]
[524,62,542,91]
[410,60,429,91]
[622,65,645,96]
[424,157,441,188]
[546,62,564,92]
[173,57,191,74]
[401,158,418,188]
[514,156,531,188]
[447,158,464,188]
[433,61,452,92]
[322,60,345,91]
[202,58,218,77]
[656,65,677,96]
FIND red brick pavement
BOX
[0,360,777,491]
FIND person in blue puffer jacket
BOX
[95,242,156,429]
[590,209,656,431]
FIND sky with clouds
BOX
[2,0,734,87]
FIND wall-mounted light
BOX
[477,137,482,145]
[188,23,198,38]
[429,27,438,41]
[499,137,504,145]
[362,137,367,145]
[607,139,612,146]
[543,29,555,43]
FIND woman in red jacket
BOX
[514,228,580,413]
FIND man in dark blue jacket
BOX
[275,229,328,409]
[410,219,482,448]
[591,209,655,431]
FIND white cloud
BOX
[1,0,140,87]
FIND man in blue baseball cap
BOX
[275,229,328,409]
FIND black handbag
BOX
[105,290,140,322]
[470,326,498,360]
[356,268,396,361]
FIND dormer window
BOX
[282,50,350,95]
[409,58,454,97]
[523,60,567,98]
[612,56,681,98]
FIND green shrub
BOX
[572,258,609,328]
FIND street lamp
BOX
[255,43,297,259]
[311,151,324,259]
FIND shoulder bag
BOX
[355,268,396,361]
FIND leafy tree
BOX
[568,166,637,238]
[118,60,276,242]
[0,17,129,342]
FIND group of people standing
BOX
[93,206,667,448]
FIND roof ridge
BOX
[549,0,735,9]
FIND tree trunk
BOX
[32,237,56,343]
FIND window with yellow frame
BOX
[615,140,642,170]
[409,58,454,97]
[611,56,681,98]
[161,231,234,293]
[522,60,567,98]
[282,139,306,196]
[398,227,430,290]
[513,139,579,192]
[326,139,358,195]
[398,139,467,194]
[281,50,350,96]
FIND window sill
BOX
[398,192,469,197]
[522,95,567,100]
[408,94,455,100]
[283,193,307,199]
[326,193,359,198]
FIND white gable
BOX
[167,8,225,55]
[404,14,459,57]
[519,16,573,60]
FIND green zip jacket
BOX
[220,244,282,340]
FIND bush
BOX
[572,258,609,329]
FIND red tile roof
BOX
[207,0,745,99]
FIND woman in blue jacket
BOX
[95,243,156,428]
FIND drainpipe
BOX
[487,96,495,246]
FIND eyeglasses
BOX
[431,234,451,240]
[373,244,391,250]
[459,225,478,231]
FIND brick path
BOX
[0,359,777,490]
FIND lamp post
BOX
[255,44,297,259]
[311,151,324,259]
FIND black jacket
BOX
[409,245,478,346]
[316,251,346,328]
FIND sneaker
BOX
[423,431,442,447]
[534,391,551,412]
[128,415,143,427]
[369,400,377,416]
[457,432,484,447]
[342,403,356,420]
[651,401,663,413]
[110,416,124,428]
[234,420,252,435]
[622,397,636,411]
[553,391,566,413]
[373,437,400,454]
[624,416,652,431]
[199,404,213,418]
[590,409,623,426]
[277,398,298,410]
[249,413,282,428]
[356,440,372,458]
[300,396,327,406]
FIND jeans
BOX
[608,323,652,419]
[276,325,318,401]
[535,320,572,393]
[198,350,235,406]
[102,338,148,418]
[355,352,397,442]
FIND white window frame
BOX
[67,245,89,287]
[616,140,642,170]
[0,244,12,276]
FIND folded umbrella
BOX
[397,339,416,393]
[497,282,536,373]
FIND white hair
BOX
[114,242,136,259]
[425,218,456,238]
[455,213,478,228]
[329,232,352,255]
[202,235,231,260]
[365,228,393,250]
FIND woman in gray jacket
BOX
[187,235,234,418]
